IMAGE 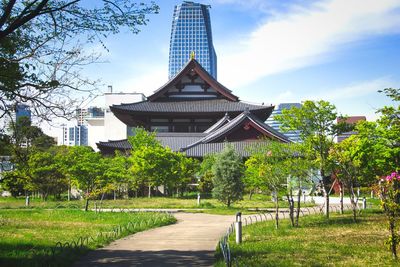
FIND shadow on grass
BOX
[74,249,215,267]
[0,242,91,267]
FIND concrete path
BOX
[73,213,234,267]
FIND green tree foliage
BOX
[0,132,12,155]
[103,151,133,199]
[128,128,197,197]
[284,143,315,226]
[27,149,67,200]
[246,141,291,228]
[67,146,106,211]
[197,154,215,194]
[8,116,55,165]
[131,145,180,197]
[329,136,364,222]
[174,154,198,197]
[0,1,159,121]
[212,144,244,207]
[276,100,349,218]
[376,88,400,169]
[1,169,28,197]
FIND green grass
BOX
[0,209,176,267]
[215,210,398,266]
[0,194,315,215]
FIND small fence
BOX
[219,204,358,267]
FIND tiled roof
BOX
[97,139,131,150]
[97,113,290,156]
[204,113,230,133]
[156,133,205,151]
[111,99,273,114]
[97,138,267,158]
[183,141,266,158]
[97,133,206,153]
[182,110,290,151]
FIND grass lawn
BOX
[0,209,176,266]
[215,210,398,266]
[0,194,315,215]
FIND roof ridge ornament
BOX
[244,107,250,115]
[190,51,195,60]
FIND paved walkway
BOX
[74,213,234,267]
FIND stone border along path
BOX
[74,206,355,267]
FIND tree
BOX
[103,151,133,200]
[276,100,349,218]
[212,144,244,207]
[174,154,198,197]
[1,169,28,197]
[197,154,215,194]
[128,128,175,197]
[380,172,400,259]
[244,154,266,200]
[245,141,290,228]
[130,145,179,198]
[67,146,106,211]
[0,1,159,122]
[27,149,67,200]
[329,136,363,222]
[8,116,55,165]
[283,143,315,226]
[0,132,12,155]
[374,88,400,259]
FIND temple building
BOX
[97,58,289,157]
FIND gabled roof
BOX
[147,58,239,102]
[97,112,290,156]
[204,113,231,133]
[181,110,290,151]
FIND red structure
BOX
[337,116,366,143]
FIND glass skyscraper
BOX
[266,103,302,143]
[168,1,217,79]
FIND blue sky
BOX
[82,0,400,121]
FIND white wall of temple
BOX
[104,92,145,141]
[87,118,105,151]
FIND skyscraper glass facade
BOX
[168,1,217,79]
[266,103,302,143]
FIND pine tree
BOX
[212,144,244,207]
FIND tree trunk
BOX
[287,191,294,227]
[275,192,279,229]
[148,184,151,198]
[85,198,89,212]
[296,188,301,227]
[321,171,330,218]
[114,189,116,200]
[67,181,71,201]
[339,183,344,214]
[350,184,357,222]
[249,190,253,200]
[227,198,231,208]
[389,213,398,259]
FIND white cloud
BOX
[305,77,396,101]
[218,0,400,88]
[114,66,167,97]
